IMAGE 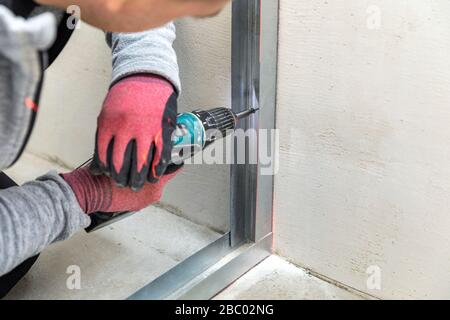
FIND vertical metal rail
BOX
[230,0,261,246]
[128,0,279,300]
[231,0,279,245]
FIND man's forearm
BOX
[35,0,132,31]
[107,23,180,91]
[34,0,229,32]
[35,0,181,32]
[0,172,90,276]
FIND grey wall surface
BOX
[274,0,450,299]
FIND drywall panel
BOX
[25,6,232,233]
[274,0,450,299]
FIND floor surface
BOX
[215,255,365,300]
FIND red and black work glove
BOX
[90,74,178,191]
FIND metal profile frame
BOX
[128,0,279,300]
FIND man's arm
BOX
[0,172,90,276]
[35,0,229,32]
[107,23,181,92]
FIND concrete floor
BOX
[215,255,365,300]
[4,153,222,300]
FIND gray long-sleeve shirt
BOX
[0,5,180,276]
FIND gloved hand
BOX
[61,166,178,214]
[90,74,178,191]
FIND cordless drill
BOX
[86,107,258,232]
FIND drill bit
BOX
[234,108,260,120]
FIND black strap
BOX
[0,0,37,17]
[48,13,74,66]
[0,0,74,68]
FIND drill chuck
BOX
[192,108,236,145]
